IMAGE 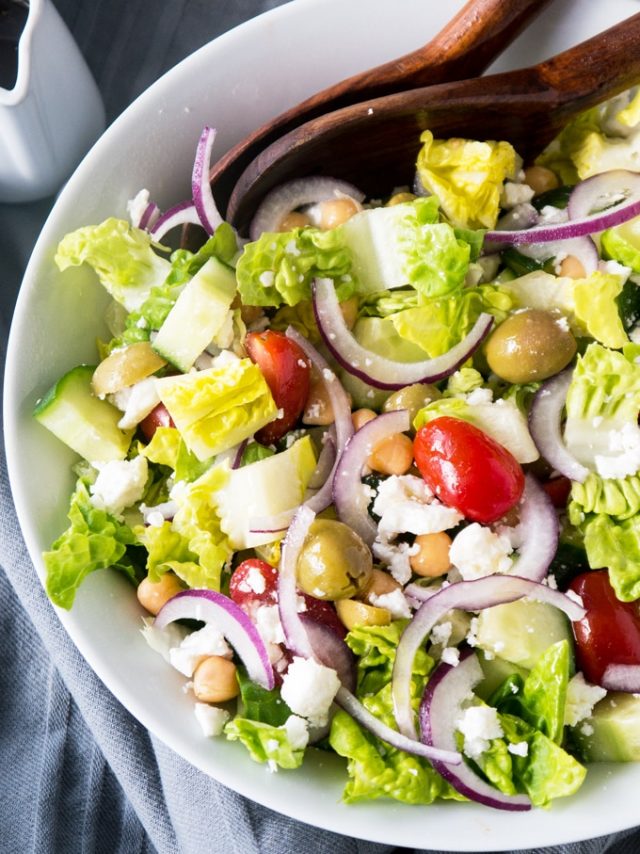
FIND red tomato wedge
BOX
[245,330,311,444]
[413,416,525,524]
[568,570,640,686]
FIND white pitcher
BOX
[0,0,105,202]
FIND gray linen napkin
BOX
[3,2,640,852]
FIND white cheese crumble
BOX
[372,474,462,547]
[254,604,286,646]
[466,387,494,406]
[244,567,267,594]
[140,617,188,662]
[594,422,640,479]
[194,703,230,738]
[372,539,418,585]
[369,589,412,619]
[500,181,535,209]
[140,498,177,527]
[168,623,232,677]
[456,705,504,760]
[284,715,310,750]
[507,741,529,757]
[259,270,275,288]
[430,621,453,647]
[440,647,460,667]
[89,455,149,517]
[280,656,341,728]
[113,376,161,429]
[449,523,513,580]
[564,672,607,727]
[598,259,631,281]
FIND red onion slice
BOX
[192,126,224,235]
[486,171,640,244]
[299,615,356,694]
[419,649,532,811]
[150,201,202,243]
[332,410,411,545]
[529,369,589,483]
[231,439,248,470]
[277,505,317,660]
[335,685,462,766]
[518,236,599,275]
[308,428,336,490]
[601,664,640,693]
[154,589,274,689]
[392,576,586,739]
[313,278,493,390]
[138,201,160,231]
[249,177,365,241]
[510,474,559,582]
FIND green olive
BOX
[485,309,576,384]
[382,383,442,427]
[296,519,373,600]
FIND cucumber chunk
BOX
[34,365,132,462]
[573,693,640,762]
[152,256,237,372]
[475,599,573,670]
[475,652,529,702]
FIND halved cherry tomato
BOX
[568,570,640,686]
[413,416,525,524]
[229,558,278,609]
[138,403,175,441]
[542,475,572,508]
[245,330,310,444]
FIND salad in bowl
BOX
[30,81,640,816]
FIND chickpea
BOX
[193,656,239,703]
[136,572,185,616]
[383,383,441,428]
[360,568,402,604]
[352,408,377,431]
[278,211,312,231]
[410,532,452,578]
[339,295,359,330]
[387,191,416,206]
[368,433,414,476]
[317,196,361,230]
[336,599,391,631]
[297,519,373,600]
[523,165,560,197]
[302,368,335,425]
[485,309,577,384]
[558,255,586,279]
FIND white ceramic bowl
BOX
[6,0,640,848]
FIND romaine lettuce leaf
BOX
[224,718,306,770]
[236,668,291,726]
[44,478,138,609]
[236,226,355,307]
[580,513,640,602]
[570,472,640,522]
[416,131,517,229]
[602,217,640,274]
[140,426,211,482]
[55,218,171,313]
[156,358,277,460]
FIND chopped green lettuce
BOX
[602,217,640,273]
[570,472,640,522]
[140,426,212,482]
[580,514,640,602]
[224,718,306,770]
[156,357,277,460]
[55,218,171,313]
[44,478,138,609]
[416,131,517,229]
[235,668,291,726]
[236,226,355,307]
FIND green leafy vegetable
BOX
[224,718,306,770]
[236,668,291,726]
[580,514,640,602]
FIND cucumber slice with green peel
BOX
[572,693,640,762]
[33,365,132,462]
[152,256,237,372]
[475,599,573,670]
[475,653,529,702]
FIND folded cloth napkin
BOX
[3,1,640,852]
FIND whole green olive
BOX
[296,519,373,600]
[485,309,576,384]
[383,383,442,427]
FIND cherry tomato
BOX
[542,475,572,508]
[229,558,279,609]
[139,403,175,441]
[245,330,310,444]
[413,416,525,524]
[568,570,640,686]
[301,595,346,639]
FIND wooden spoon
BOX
[227,12,640,233]
[207,0,552,215]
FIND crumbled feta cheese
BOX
[441,647,460,667]
[285,240,301,256]
[430,621,453,647]
[466,387,494,406]
[168,624,232,677]
[254,604,286,646]
[449,523,513,580]
[112,377,161,430]
[564,673,607,727]
[507,741,529,757]
[244,567,267,594]
[140,617,188,662]
[372,474,461,540]
[372,475,432,514]
[369,589,412,619]
[598,259,631,281]
[500,181,535,209]
[140,499,177,527]
[283,715,309,750]
[259,270,275,287]
[538,205,569,225]
[280,657,340,728]
[194,703,229,737]
[89,456,149,517]
[466,617,479,648]
[580,722,594,737]
[372,539,417,585]
[594,422,640,479]
[456,705,504,760]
